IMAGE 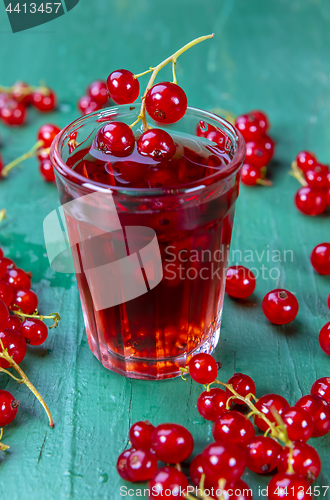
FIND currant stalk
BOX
[0,209,6,224]
[289,161,308,186]
[1,141,44,177]
[12,308,61,329]
[0,427,9,451]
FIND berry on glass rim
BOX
[40,159,56,183]
[78,95,101,115]
[96,122,135,157]
[311,377,330,405]
[225,265,256,299]
[254,393,290,432]
[107,70,140,105]
[87,80,109,105]
[145,82,187,124]
[282,407,314,442]
[295,393,330,437]
[197,387,229,421]
[296,151,317,172]
[37,124,61,148]
[310,243,330,275]
[11,289,38,315]
[1,268,31,291]
[31,87,56,112]
[278,442,321,482]
[150,423,193,463]
[6,315,22,331]
[148,466,189,500]
[268,473,312,500]
[117,448,134,481]
[0,299,9,330]
[0,100,27,126]
[201,441,246,483]
[295,186,327,216]
[226,373,256,405]
[0,328,27,368]
[137,129,176,160]
[196,120,217,138]
[262,289,299,325]
[129,421,155,450]
[246,436,281,474]
[188,353,218,384]
[319,321,330,357]
[0,390,19,427]
[126,448,158,482]
[20,318,48,346]
[0,282,14,307]
[212,410,255,448]
[234,111,269,142]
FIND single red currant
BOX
[147,167,179,188]
[107,70,140,105]
[313,162,329,175]
[1,268,31,291]
[201,441,246,483]
[245,136,274,168]
[0,328,27,368]
[311,377,330,405]
[151,423,194,463]
[310,243,330,275]
[225,266,256,299]
[295,186,327,216]
[189,455,209,488]
[20,318,48,346]
[37,124,61,148]
[296,151,317,172]
[97,122,135,157]
[0,299,9,330]
[262,289,299,325]
[112,160,148,184]
[0,390,19,426]
[126,448,158,482]
[278,442,321,482]
[40,160,56,183]
[254,394,290,432]
[137,129,176,160]
[227,479,252,500]
[129,421,155,450]
[11,81,32,105]
[235,111,269,142]
[197,388,229,421]
[212,410,255,448]
[304,168,327,189]
[87,80,109,105]
[268,473,312,500]
[0,257,16,279]
[148,466,189,500]
[0,100,27,126]
[295,394,330,437]
[226,373,256,405]
[78,95,101,115]
[240,163,262,186]
[6,315,22,331]
[31,88,57,112]
[319,321,330,357]
[282,407,314,442]
[0,282,14,307]
[246,436,281,474]
[196,121,217,138]
[145,82,187,124]
[117,448,134,481]
[188,353,218,384]
[37,148,50,163]
[11,289,38,315]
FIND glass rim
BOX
[50,105,246,196]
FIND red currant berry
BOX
[97,122,135,157]
[295,186,327,216]
[327,188,330,207]
[235,111,269,142]
[87,80,109,105]
[0,257,16,279]
[137,129,176,160]
[117,448,134,481]
[78,95,101,115]
[0,282,14,307]
[262,289,299,325]
[126,448,158,482]
[40,159,56,183]
[245,136,273,168]
[319,321,330,357]
[151,423,194,463]
[147,167,179,188]
[31,88,56,112]
[129,421,155,450]
[282,407,314,442]
[20,318,48,346]
[225,266,256,299]
[0,390,19,426]
[304,168,327,189]
[212,410,255,448]
[0,299,9,330]
[6,315,22,331]
[310,243,330,275]
[148,466,189,500]
[0,328,27,368]
[37,149,50,163]
[227,479,252,500]
[254,394,290,432]
[311,377,330,405]
[112,160,148,184]
[11,81,32,105]
[296,151,317,172]
[268,473,312,500]
[246,436,281,474]
[37,124,60,148]
[188,353,218,384]
[196,121,217,138]
[295,394,330,437]
[226,373,256,405]
[189,455,207,487]
[197,388,229,421]
[145,82,187,124]
[240,163,262,186]
[202,442,246,483]
[107,70,140,105]
[278,442,321,482]
[0,248,3,258]
[11,289,38,315]
[314,162,329,175]
[0,100,27,126]
[1,268,31,291]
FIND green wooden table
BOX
[0,1,330,498]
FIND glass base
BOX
[87,322,221,380]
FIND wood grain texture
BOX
[0,0,330,498]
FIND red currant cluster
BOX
[0,81,56,127]
[233,111,275,186]
[116,353,330,499]
[77,80,110,115]
[291,151,330,216]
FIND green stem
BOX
[0,428,9,451]
[0,209,7,224]
[12,309,61,329]
[2,140,44,177]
